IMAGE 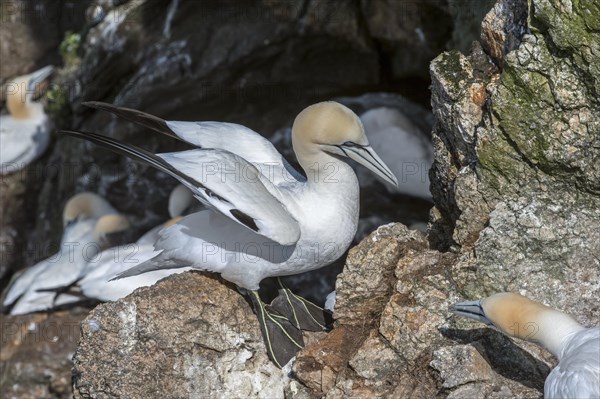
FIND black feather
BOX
[82,101,182,141]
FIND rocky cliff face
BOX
[2,0,598,398]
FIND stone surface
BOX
[293,224,552,398]
[430,344,494,388]
[0,309,87,399]
[429,0,600,325]
[72,272,288,399]
[0,0,92,84]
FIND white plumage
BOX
[544,327,600,399]
[0,66,54,174]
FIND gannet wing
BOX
[82,101,304,184]
[2,259,49,309]
[545,328,600,398]
[60,130,301,246]
[545,363,600,398]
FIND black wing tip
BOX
[230,209,259,232]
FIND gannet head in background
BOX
[62,192,120,227]
[5,65,54,120]
[451,292,586,357]
[93,213,131,244]
[291,102,398,186]
[168,184,195,219]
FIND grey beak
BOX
[28,65,54,92]
[339,143,399,187]
[449,299,494,326]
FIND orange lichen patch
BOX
[470,83,487,107]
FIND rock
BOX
[294,222,551,398]
[430,344,494,388]
[429,0,600,325]
[348,330,402,381]
[72,272,288,398]
[1,309,87,399]
[334,223,425,325]
[0,0,92,87]
[293,224,445,398]
[480,0,528,66]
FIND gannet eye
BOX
[65,216,80,228]
[342,141,360,147]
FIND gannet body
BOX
[73,186,195,302]
[2,193,129,315]
[61,100,398,367]
[0,66,54,174]
[359,107,433,200]
[451,292,600,399]
[77,222,191,301]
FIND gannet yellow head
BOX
[93,213,130,244]
[292,102,398,186]
[5,65,54,120]
[63,192,119,227]
[450,292,586,357]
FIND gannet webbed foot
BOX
[268,278,332,332]
[249,290,304,368]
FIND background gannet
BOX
[0,65,54,175]
[57,185,195,303]
[451,292,600,399]
[359,107,433,200]
[61,100,398,367]
[2,193,130,315]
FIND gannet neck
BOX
[6,78,31,120]
[479,293,585,358]
[535,310,586,359]
[297,149,359,188]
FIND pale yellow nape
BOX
[94,214,130,235]
[481,292,551,341]
[6,77,31,120]
[292,101,366,155]
[63,192,115,225]
[164,216,183,227]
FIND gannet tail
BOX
[58,129,203,194]
[82,101,181,141]
[110,253,188,281]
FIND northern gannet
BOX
[451,292,600,399]
[359,107,433,200]
[60,185,195,302]
[1,65,54,175]
[60,100,398,367]
[2,193,130,315]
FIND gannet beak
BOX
[27,65,54,91]
[337,143,398,187]
[449,300,494,326]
